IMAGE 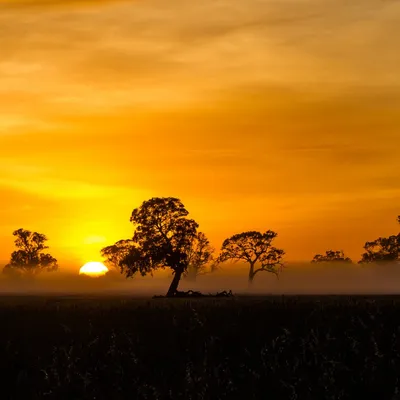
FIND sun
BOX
[79,261,109,277]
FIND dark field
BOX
[2,295,400,400]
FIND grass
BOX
[1,294,400,399]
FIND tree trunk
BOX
[248,262,255,286]
[166,267,184,297]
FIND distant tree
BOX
[100,197,213,297]
[311,250,352,264]
[185,232,216,281]
[101,239,135,271]
[218,231,285,285]
[359,216,400,264]
[3,228,58,275]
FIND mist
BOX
[1,262,400,296]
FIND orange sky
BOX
[1,0,399,270]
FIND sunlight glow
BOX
[79,262,109,277]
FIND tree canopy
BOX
[218,230,284,284]
[311,250,352,263]
[101,239,135,271]
[185,232,216,281]
[3,228,58,275]
[101,197,213,296]
[359,216,400,264]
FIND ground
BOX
[1,294,400,399]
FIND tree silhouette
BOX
[218,231,284,284]
[3,228,58,275]
[101,239,135,271]
[101,197,213,297]
[359,216,400,264]
[311,250,352,263]
[185,232,216,281]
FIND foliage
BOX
[3,228,58,275]
[311,250,352,263]
[218,231,285,283]
[101,197,213,296]
[359,235,400,263]
[359,216,400,264]
[185,232,217,281]
[101,239,135,271]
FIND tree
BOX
[101,239,135,271]
[3,228,58,275]
[218,231,285,284]
[100,197,213,297]
[185,232,216,281]
[311,250,352,263]
[359,216,400,264]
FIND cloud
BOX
[0,0,399,265]
[0,0,123,9]
[2,0,400,103]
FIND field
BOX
[1,295,400,400]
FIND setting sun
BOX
[79,262,109,277]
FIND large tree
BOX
[3,228,58,275]
[311,250,352,263]
[101,197,213,297]
[359,216,400,264]
[218,231,285,284]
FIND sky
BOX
[0,0,399,272]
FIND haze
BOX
[1,262,400,296]
[1,0,399,272]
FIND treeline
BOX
[2,197,399,296]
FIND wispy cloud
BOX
[0,0,399,264]
[0,0,122,9]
